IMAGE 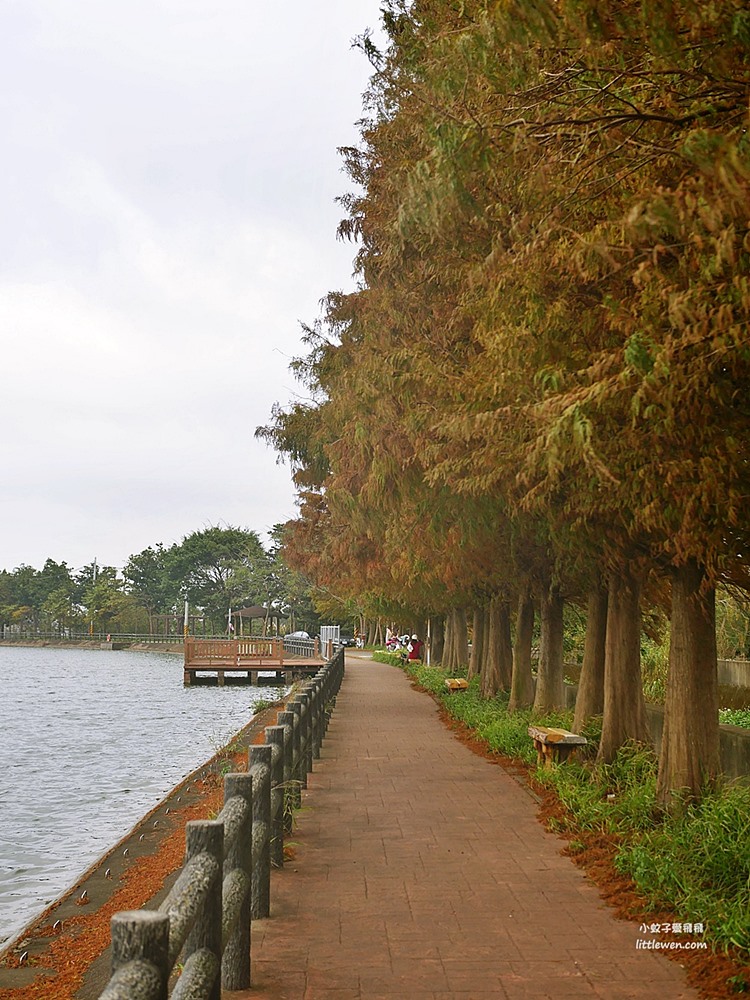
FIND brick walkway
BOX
[230,654,700,1000]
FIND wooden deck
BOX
[183,637,326,686]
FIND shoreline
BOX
[0,701,282,999]
[0,640,184,653]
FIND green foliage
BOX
[0,560,81,632]
[719,709,750,729]
[0,523,323,638]
[123,545,179,621]
[167,526,271,623]
[562,603,586,664]
[372,650,410,668]
[716,589,750,659]
[624,331,656,377]
[616,785,750,953]
[540,742,659,835]
[252,698,277,714]
[641,633,670,704]
[124,525,291,632]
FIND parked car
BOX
[285,630,311,640]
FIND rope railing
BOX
[98,647,345,999]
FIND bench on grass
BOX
[444,678,469,693]
[528,725,587,768]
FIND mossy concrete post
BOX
[184,820,223,1000]
[265,725,286,868]
[300,689,313,775]
[294,691,313,778]
[310,677,323,758]
[319,666,332,738]
[109,910,169,999]
[249,744,271,919]
[305,687,316,770]
[316,668,328,748]
[222,772,253,991]
[277,709,297,829]
[289,701,306,793]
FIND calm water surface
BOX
[0,646,279,945]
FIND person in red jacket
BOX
[407,634,423,661]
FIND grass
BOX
[393,657,750,958]
[616,787,750,953]
[719,708,750,729]
[252,697,277,714]
[539,740,661,836]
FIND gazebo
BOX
[231,604,282,637]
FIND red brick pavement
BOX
[229,654,700,1000]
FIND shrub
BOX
[616,784,750,952]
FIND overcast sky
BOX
[1,0,384,573]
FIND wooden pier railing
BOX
[184,637,284,666]
[183,637,326,686]
[99,647,345,999]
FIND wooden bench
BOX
[444,678,469,693]
[528,725,587,768]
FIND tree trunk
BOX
[429,615,444,665]
[480,598,501,698]
[481,606,492,677]
[481,597,512,698]
[597,567,649,763]
[573,583,608,733]
[533,587,564,712]
[509,590,535,712]
[453,608,470,669]
[498,600,513,690]
[468,607,485,680]
[442,611,455,670]
[656,561,720,809]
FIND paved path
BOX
[231,655,699,1000]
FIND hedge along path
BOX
[0,706,281,1000]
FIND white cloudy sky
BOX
[1,1,383,572]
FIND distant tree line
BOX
[0,525,324,637]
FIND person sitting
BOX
[407,634,423,661]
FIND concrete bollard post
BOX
[222,772,253,991]
[277,710,298,828]
[184,820,224,1000]
[314,671,327,751]
[265,726,286,869]
[314,676,325,755]
[249,744,271,919]
[306,683,320,760]
[313,670,326,740]
[289,701,306,793]
[292,693,309,780]
[110,910,169,1000]
[296,691,314,776]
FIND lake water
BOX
[0,645,280,947]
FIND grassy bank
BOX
[377,653,750,967]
